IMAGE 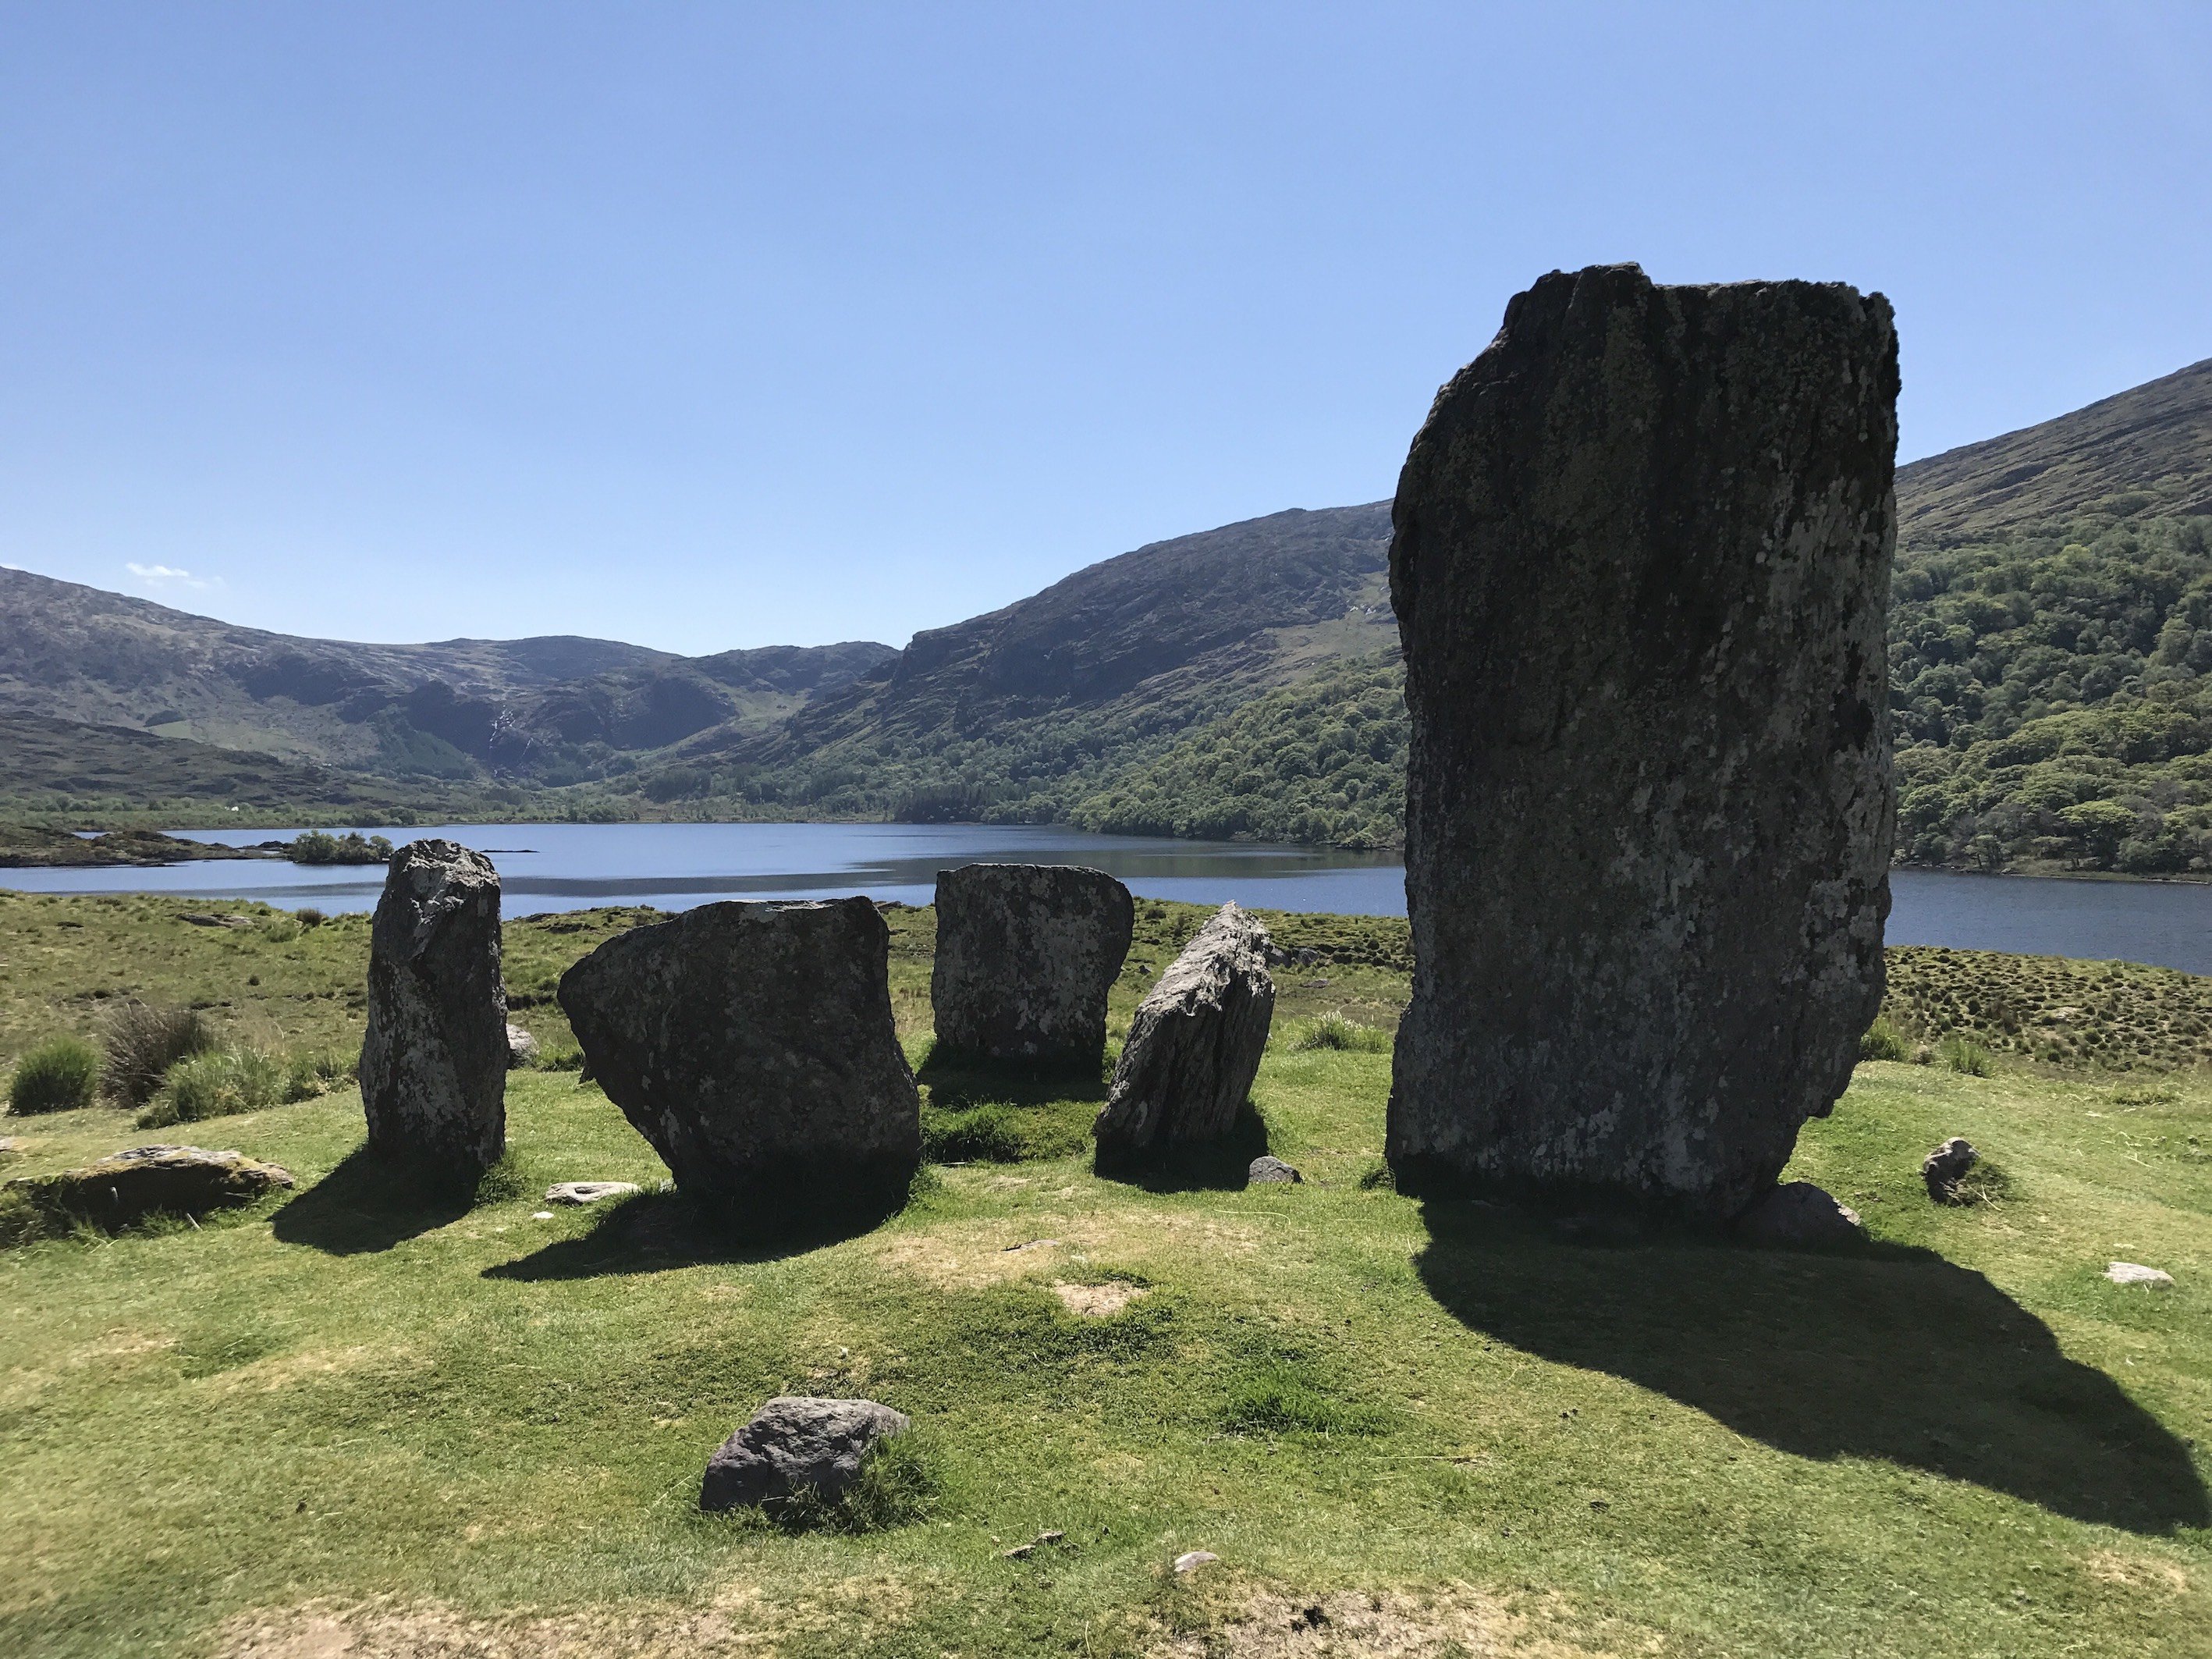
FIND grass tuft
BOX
[758,1433,941,1534]
[1940,1036,1996,1077]
[138,1046,350,1127]
[101,1000,215,1109]
[7,1035,100,1114]
[1288,1011,1392,1053]
[1859,1016,1910,1062]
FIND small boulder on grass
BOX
[3,1145,293,1231]
[7,1036,100,1115]
[2105,1262,2175,1289]
[700,1396,910,1512]
[1923,1137,1979,1204]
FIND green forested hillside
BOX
[1890,510,2212,872]
[1067,653,1406,847]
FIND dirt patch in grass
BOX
[1053,1280,1148,1317]
[219,1579,923,1658]
[1152,1586,1611,1657]
[876,1213,1257,1291]
[2082,1549,2193,1595]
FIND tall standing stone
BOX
[930,864,1134,1067]
[1386,264,1897,1220]
[1093,901,1275,1161]
[557,898,921,1214]
[359,840,507,1174]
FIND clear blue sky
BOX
[2,3,2208,655]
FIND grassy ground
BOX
[1,898,2207,1657]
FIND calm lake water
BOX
[4,821,2209,974]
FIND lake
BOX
[4,821,2209,975]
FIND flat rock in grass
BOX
[1173,1551,1219,1575]
[699,1395,911,1511]
[1093,903,1275,1161]
[1923,1136,1979,1203]
[1385,264,1897,1220]
[559,898,921,1212]
[4,1145,293,1228]
[931,864,1134,1066]
[544,1181,641,1206]
[1734,1181,1862,1246]
[359,840,508,1175]
[2106,1261,2175,1288]
[1248,1155,1303,1185]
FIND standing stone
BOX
[558,898,920,1213]
[1093,902,1275,1161]
[1386,264,1898,1221]
[359,840,507,1174]
[930,864,1134,1066]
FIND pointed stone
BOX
[1094,902,1274,1161]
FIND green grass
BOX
[0,896,2208,1655]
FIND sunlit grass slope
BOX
[0,893,2208,1655]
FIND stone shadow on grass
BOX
[268,1142,498,1256]
[1092,1102,1273,1192]
[1414,1199,2210,1535]
[483,1183,908,1281]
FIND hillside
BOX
[1897,357,2212,540]
[0,567,895,788]
[645,504,1398,820]
[9,356,2212,872]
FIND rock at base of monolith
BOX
[5,1145,293,1230]
[1734,1181,1862,1247]
[545,1181,641,1206]
[930,864,1134,1068]
[1248,1155,1302,1185]
[358,840,507,1175]
[699,1396,911,1511]
[1386,263,1898,1221]
[1093,903,1275,1162]
[1923,1137,1978,1203]
[558,899,921,1217]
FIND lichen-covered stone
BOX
[1386,263,1898,1220]
[359,840,507,1174]
[557,898,921,1212]
[5,1144,293,1229]
[699,1396,911,1511]
[1093,902,1275,1160]
[930,863,1134,1065]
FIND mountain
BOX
[1896,357,2212,540]
[0,567,894,787]
[8,353,2212,876]
[673,504,1397,819]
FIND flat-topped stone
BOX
[931,864,1134,1067]
[558,898,921,1215]
[1386,263,1898,1220]
[4,1144,293,1228]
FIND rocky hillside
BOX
[655,503,1398,819]
[0,567,893,787]
[1896,357,2212,540]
